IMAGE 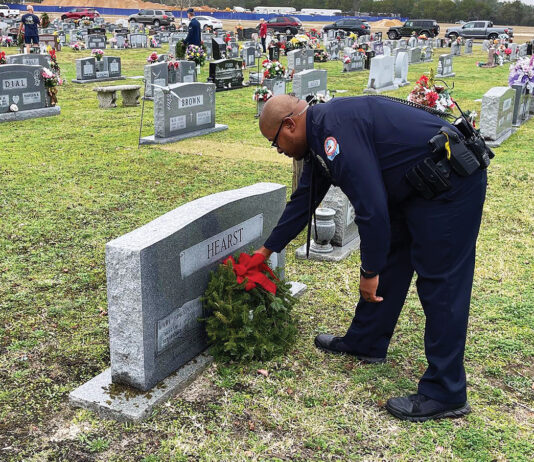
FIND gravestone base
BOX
[69,354,213,422]
[435,72,455,78]
[484,127,516,148]
[72,76,126,84]
[214,83,248,92]
[0,106,61,123]
[512,113,531,128]
[363,83,399,94]
[295,236,361,262]
[140,123,228,145]
[69,281,306,422]
[393,79,410,87]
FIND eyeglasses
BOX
[270,103,308,149]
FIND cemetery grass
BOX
[0,46,533,461]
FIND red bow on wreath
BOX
[223,253,278,294]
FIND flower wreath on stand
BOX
[201,252,298,361]
[253,86,273,102]
[407,71,455,113]
[41,67,63,107]
[262,59,285,79]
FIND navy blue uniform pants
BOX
[342,169,487,403]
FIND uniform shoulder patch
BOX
[324,136,340,161]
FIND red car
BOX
[261,16,302,35]
[61,8,100,21]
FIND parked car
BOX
[128,9,174,27]
[387,19,440,40]
[181,15,223,31]
[322,17,371,36]
[60,7,100,21]
[445,21,513,40]
[261,15,302,35]
[0,4,19,18]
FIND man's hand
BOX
[359,275,383,303]
[254,246,273,259]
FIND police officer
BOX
[255,94,488,422]
[184,8,201,47]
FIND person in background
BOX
[184,8,201,47]
[259,18,267,53]
[19,5,40,54]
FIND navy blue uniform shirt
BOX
[21,13,40,37]
[264,96,459,273]
[184,17,201,46]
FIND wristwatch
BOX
[360,266,378,279]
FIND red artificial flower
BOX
[425,91,439,106]
[263,70,269,78]
[505,48,512,55]
[262,59,270,66]
[417,75,429,86]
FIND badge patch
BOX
[324,137,340,161]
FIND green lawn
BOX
[0,44,533,461]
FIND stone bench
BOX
[93,85,141,109]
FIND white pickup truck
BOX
[0,4,20,18]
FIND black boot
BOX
[386,393,471,422]
[314,334,386,364]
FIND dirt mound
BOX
[371,19,403,27]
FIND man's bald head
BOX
[27,5,34,12]
[259,94,300,137]
[258,94,309,160]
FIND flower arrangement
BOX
[262,59,285,79]
[0,51,6,65]
[464,110,478,128]
[289,34,309,48]
[150,37,158,48]
[314,49,329,62]
[1,36,13,47]
[185,44,206,66]
[223,33,231,44]
[508,56,534,92]
[343,55,351,64]
[48,49,60,74]
[91,49,104,61]
[253,86,273,102]
[201,252,297,361]
[147,52,158,63]
[41,67,62,88]
[308,28,320,38]
[167,60,179,70]
[349,32,358,41]
[407,73,455,113]
[418,34,428,40]
[70,42,85,51]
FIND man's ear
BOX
[285,118,297,132]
